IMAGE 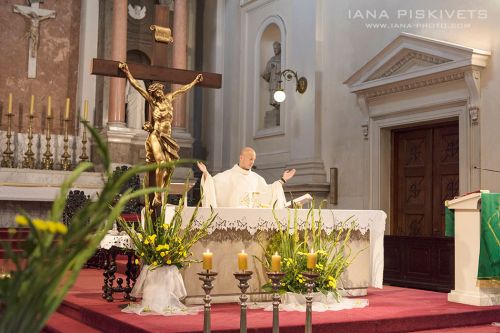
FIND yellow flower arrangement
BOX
[260,202,365,298]
[120,196,216,270]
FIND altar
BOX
[172,207,386,304]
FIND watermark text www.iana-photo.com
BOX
[347,9,488,30]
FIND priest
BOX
[197,147,296,208]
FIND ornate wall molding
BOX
[368,51,450,81]
[365,71,465,99]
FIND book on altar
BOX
[285,193,313,208]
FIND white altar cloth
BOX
[172,207,386,288]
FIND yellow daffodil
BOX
[15,215,29,226]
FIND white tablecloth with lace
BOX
[172,207,386,288]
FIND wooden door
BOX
[392,122,459,236]
[385,121,458,291]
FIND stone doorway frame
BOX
[345,33,490,228]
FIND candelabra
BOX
[1,113,14,168]
[234,271,253,333]
[198,270,218,333]
[21,113,36,169]
[267,271,285,333]
[60,117,72,171]
[302,271,319,333]
[78,120,89,163]
[41,113,54,169]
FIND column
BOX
[172,0,188,129]
[107,0,127,125]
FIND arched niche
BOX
[255,16,285,137]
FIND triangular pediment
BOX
[366,49,451,81]
[345,33,490,95]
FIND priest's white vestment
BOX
[201,164,286,208]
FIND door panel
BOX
[386,121,458,291]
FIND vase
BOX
[122,264,190,315]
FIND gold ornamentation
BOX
[118,62,203,206]
[149,25,173,44]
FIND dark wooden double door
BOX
[384,121,458,291]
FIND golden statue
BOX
[119,62,203,206]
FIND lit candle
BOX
[65,98,70,119]
[29,95,34,115]
[238,249,248,271]
[7,93,12,114]
[83,100,88,121]
[47,96,52,117]
[306,249,317,270]
[271,252,281,272]
[202,249,213,271]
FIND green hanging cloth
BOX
[445,206,455,237]
[478,193,500,280]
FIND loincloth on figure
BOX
[145,130,180,163]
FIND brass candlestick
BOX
[60,117,72,171]
[1,113,15,168]
[41,114,54,169]
[78,119,89,163]
[302,271,319,333]
[22,113,36,169]
[267,271,285,333]
[198,270,218,333]
[234,271,253,333]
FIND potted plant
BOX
[119,194,216,315]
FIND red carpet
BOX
[45,269,500,333]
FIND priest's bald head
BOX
[239,147,256,171]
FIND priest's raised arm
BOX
[197,147,296,208]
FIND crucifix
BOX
[13,0,56,79]
[91,5,221,205]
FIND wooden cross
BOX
[91,5,221,198]
[91,4,221,88]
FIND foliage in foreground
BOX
[0,123,176,333]
[259,202,365,299]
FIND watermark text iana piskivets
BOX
[347,9,488,21]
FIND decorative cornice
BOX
[367,51,451,81]
[365,71,465,99]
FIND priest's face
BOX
[239,149,256,170]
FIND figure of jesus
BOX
[13,3,56,59]
[119,62,203,206]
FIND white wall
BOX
[208,0,500,209]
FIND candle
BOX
[83,100,88,120]
[29,95,34,115]
[47,96,52,117]
[202,249,213,271]
[307,249,317,270]
[271,252,281,272]
[238,249,248,271]
[7,93,12,114]
[65,98,70,119]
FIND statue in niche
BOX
[125,79,146,130]
[261,41,281,110]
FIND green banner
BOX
[478,193,500,280]
[445,206,455,237]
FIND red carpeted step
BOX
[44,311,103,333]
[410,323,500,332]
